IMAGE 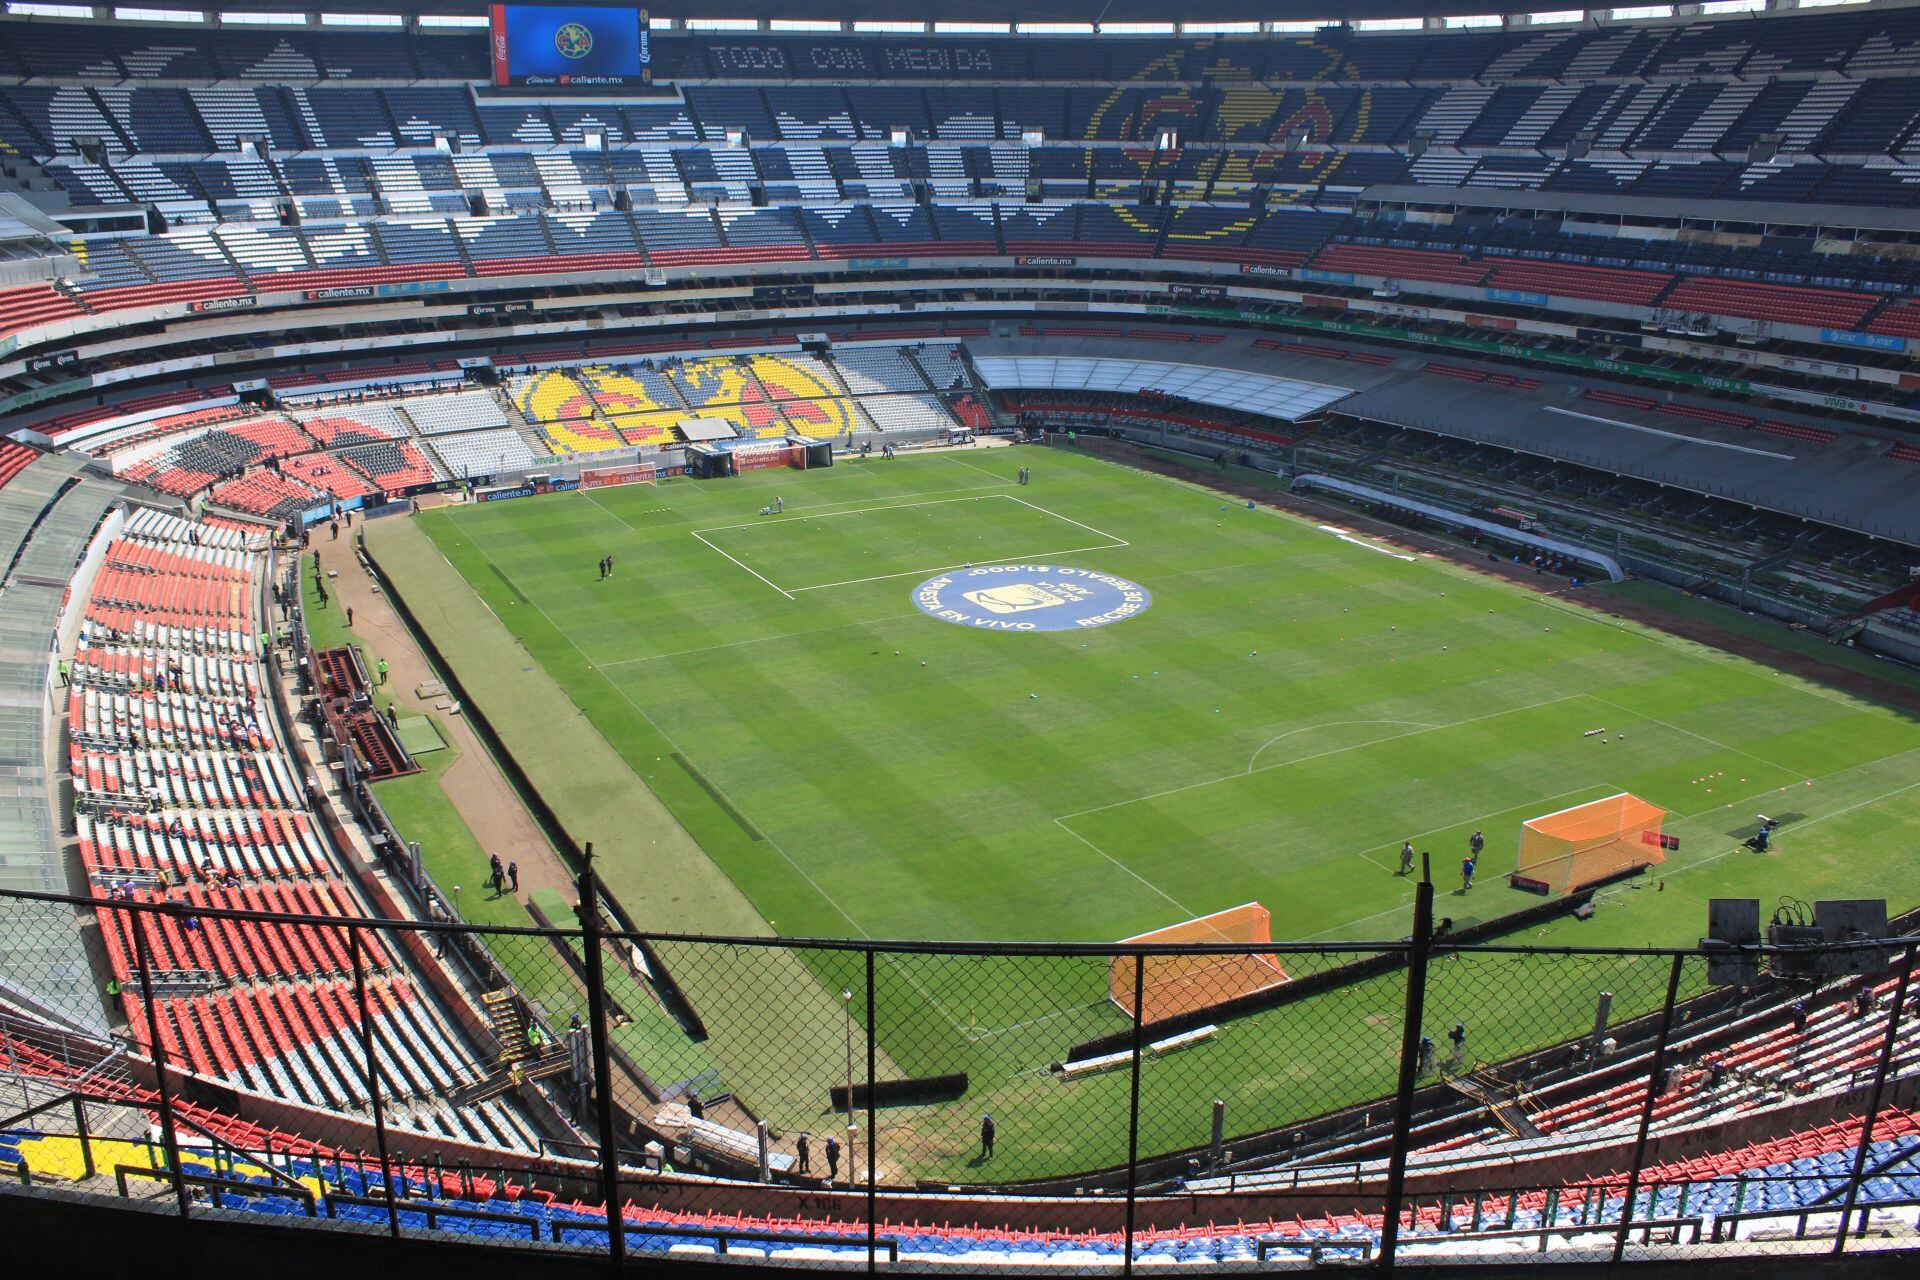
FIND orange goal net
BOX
[1109,903,1289,1025]
[1514,792,1669,895]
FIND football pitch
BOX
[381,446,1920,1177]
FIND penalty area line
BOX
[1003,494,1131,549]
[689,528,795,600]
[693,492,1019,536]
[789,541,1128,593]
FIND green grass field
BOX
[376,447,1920,1180]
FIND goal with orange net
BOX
[1512,792,1670,895]
[1108,903,1289,1025]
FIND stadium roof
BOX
[65,0,1833,24]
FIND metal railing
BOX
[0,879,1915,1274]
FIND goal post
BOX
[1109,903,1289,1025]
[1513,792,1669,895]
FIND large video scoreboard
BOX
[490,5,651,87]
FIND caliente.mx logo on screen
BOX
[912,565,1151,632]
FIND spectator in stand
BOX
[1791,999,1809,1034]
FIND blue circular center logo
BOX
[555,22,594,59]
[912,565,1151,632]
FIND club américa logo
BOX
[912,565,1151,632]
[554,22,595,60]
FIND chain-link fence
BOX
[0,881,1915,1273]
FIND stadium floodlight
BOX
[1099,22,1175,35]
[114,7,206,21]
[7,2,92,15]
[320,12,403,26]
[769,18,841,31]
[686,17,759,31]
[1018,22,1096,35]
[934,22,1010,33]
[417,13,488,26]
[1354,18,1424,30]
[853,20,925,32]
[1527,10,1588,22]
[1443,14,1504,27]
[217,10,306,24]
[1609,5,1675,18]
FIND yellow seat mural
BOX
[747,357,857,438]
[608,410,683,447]
[510,370,624,454]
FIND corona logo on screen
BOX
[913,565,1151,632]
[555,21,594,59]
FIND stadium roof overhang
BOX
[167,0,1630,22]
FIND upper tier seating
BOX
[1309,242,1491,287]
[1482,259,1674,308]
[1660,279,1879,330]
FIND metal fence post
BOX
[351,927,399,1239]
[1833,941,1916,1254]
[865,946,878,1275]
[576,852,625,1268]
[1377,858,1435,1266]
[1123,951,1148,1277]
[128,900,191,1218]
[1612,954,1686,1262]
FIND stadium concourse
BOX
[2,0,1920,1275]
